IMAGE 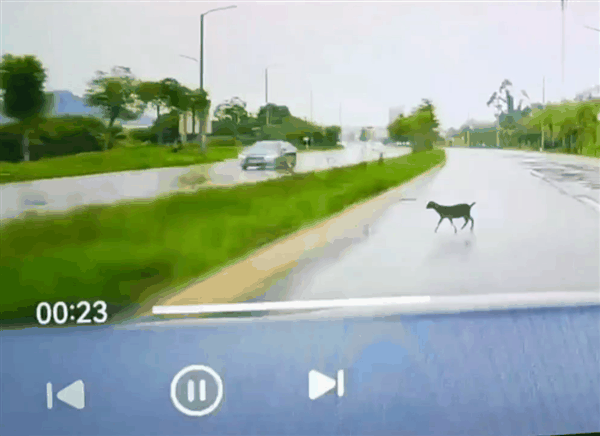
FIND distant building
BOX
[389,106,405,124]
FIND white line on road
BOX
[575,195,600,212]
[152,295,431,315]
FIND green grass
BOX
[0,143,241,185]
[0,149,445,327]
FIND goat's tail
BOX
[470,202,476,208]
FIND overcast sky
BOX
[2,1,599,130]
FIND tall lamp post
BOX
[200,5,237,90]
[265,64,282,126]
[198,5,237,150]
[179,54,199,138]
[310,88,313,123]
[561,0,567,101]
[541,76,546,152]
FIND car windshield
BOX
[247,142,281,153]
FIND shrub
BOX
[324,126,341,144]
[151,112,180,144]
[31,130,101,160]
[129,127,156,143]
[207,136,241,147]
[212,124,235,136]
[0,132,23,162]
[238,135,257,146]
[0,116,106,161]
[40,116,106,139]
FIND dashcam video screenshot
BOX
[1,1,599,435]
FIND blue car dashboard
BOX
[1,304,599,436]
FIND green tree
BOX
[574,104,599,155]
[325,126,341,144]
[499,113,521,148]
[387,99,440,152]
[160,82,210,151]
[388,114,412,142]
[187,88,210,137]
[558,115,578,153]
[0,54,52,161]
[257,104,290,125]
[214,97,249,139]
[135,81,169,143]
[85,66,144,149]
[542,113,554,149]
[157,78,185,111]
[411,99,440,151]
[136,81,167,120]
[486,79,532,147]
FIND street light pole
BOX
[265,64,281,126]
[195,5,237,152]
[265,67,269,126]
[541,76,546,152]
[199,5,237,91]
[310,89,313,123]
[179,54,200,138]
[200,15,204,90]
[561,0,566,101]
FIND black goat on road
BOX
[426,201,476,233]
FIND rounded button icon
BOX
[170,365,224,417]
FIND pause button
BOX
[170,365,224,417]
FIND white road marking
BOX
[575,196,600,212]
[152,295,431,315]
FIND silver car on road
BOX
[239,140,298,171]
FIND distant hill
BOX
[0,90,155,127]
[51,90,104,118]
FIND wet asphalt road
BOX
[0,142,406,221]
[261,148,600,301]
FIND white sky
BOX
[2,1,599,130]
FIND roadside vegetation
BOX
[441,79,599,158]
[0,54,343,183]
[0,141,240,184]
[387,99,442,152]
[0,149,445,327]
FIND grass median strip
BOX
[0,143,240,185]
[1,149,445,327]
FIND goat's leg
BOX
[461,217,469,229]
[470,217,474,231]
[435,217,444,233]
[450,219,457,233]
